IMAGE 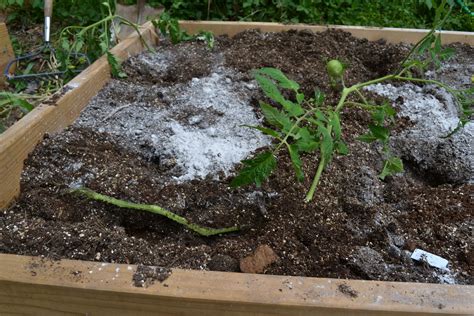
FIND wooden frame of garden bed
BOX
[0,21,473,315]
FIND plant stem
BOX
[394,75,457,94]
[274,108,318,153]
[305,75,395,202]
[305,71,456,202]
[355,88,370,107]
[397,2,452,72]
[71,188,239,236]
[304,156,326,202]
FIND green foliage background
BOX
[142,0,473,31]
[1,0,473,31]
[1,0,116,26]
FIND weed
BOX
[0,92,47,132]
[1,2,147,131]
[152,12,215,48]
[56,2,149,80]
[106,51,127,79]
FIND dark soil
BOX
[1,29,472,284]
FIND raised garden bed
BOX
[0,21,473,315]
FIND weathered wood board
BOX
[0,23,14,87]
[179,21,474,45]
[0,254,472,315]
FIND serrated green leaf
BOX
[256,68,300,91]
[434,36,442,53]
[296,138,319,152]
[296,93,305,104]
[357,133,378,143]
[243,125,281,139]
[423,0,433,10]
[61,38,70,51]
[295,127,319,152]
[418,35,434,54]
[335,141,349,155]
[255,73,286,103]
[260,102,293,131]
[329,112,342,140]
[12,98,33,113]
[282,100,305,117]
[73,37,84,52]
[231,151,277,187]
[379,156,404,180]
[369,124,389,142]
[319,126,334,166]
[0,93,33,114]
[384,104,397,117]
[440,47,455,61]
[307,110,328,128]
[107,51,127,79]
[287,144,304,181]
[314,109,327,122]
[371,108,385,125]
[313,89,325,106]
[255,72,304,117]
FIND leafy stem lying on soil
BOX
[152,11,215,48]
[232,0,472,202]
[0,92,48,133]
[71,188,239,236]
[1,2,151,131]
[57,2,151,79]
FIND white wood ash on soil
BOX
[76,56,270,183]
[365,75,473,184]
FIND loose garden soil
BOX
[1,29,473,285]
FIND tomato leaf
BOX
[379,156,404,180]
[231,151,277,187]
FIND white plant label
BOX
[411,249,449,271]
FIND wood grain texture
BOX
[0,23,14,87]
[0,22,158,208]
[115,4,163,40]
[179,21,474,45]
[0,254,472,315]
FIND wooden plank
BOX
[0,254,472,315]
[0,22,158,208]
[179,21,474,45]
[0,23,14,87]
[115,3,163,40]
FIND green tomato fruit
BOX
[326,60,344,79]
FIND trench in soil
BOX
[1,29,473,285]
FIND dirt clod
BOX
[132,265,172,288]
[240,245,278,274]
[338,283,358,298]
[208,254,240,272]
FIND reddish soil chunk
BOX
[240,245,278,274]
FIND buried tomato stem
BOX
[304,156,326,203]
[71,188,239,236]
